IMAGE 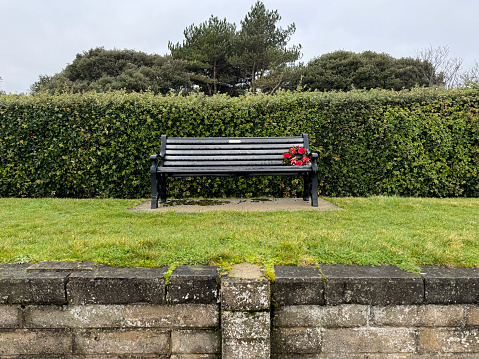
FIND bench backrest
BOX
[161,134,310,168]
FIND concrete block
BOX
[75,355,169,359]
[271,355,396,359]
[273,266,324,306]
[172,330,221,354]
[419,328,479,353]
[0,356,188,359]
[74,328,169,354]
[222,339,270,359]
[0,266,68,305]
[418,305,465,327]
[222,311,270,340]
[0,305,22,328]
[221,277,270,311]
[276,355,479,359]
[171,355,220,359]
[272,354,479,359]
[467,305,479,325]
[122,304,219,328]
[168,266,219,304]
[26,261,108,272]
[421,266,479,304]
[0,263,30,270]
[321,264,424,305]
[371,305,466,327]
[27,261,80,272]
[26,303,218,329]
[370,305,419,327]
[271,327,322,354]
[0,329,72,355]
[67,267,167,305]
[322,327,416,353]
[272,355,323,359]
[25,305,124,328]
[273,304,368,328]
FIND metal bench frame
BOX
[150,133,319,208]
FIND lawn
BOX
[1,196,478,273]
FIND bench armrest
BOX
[150,154,159,174]
[311,152,318,172]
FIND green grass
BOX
[1,197,478,273]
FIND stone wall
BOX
[1,261,479,358]
[272,265,479,358]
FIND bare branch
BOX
[459,60,479,87]
[416,45,463,88]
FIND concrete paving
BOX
[128,197,343,213]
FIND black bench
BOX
[150,134,319,208]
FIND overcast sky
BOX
[1,0,478,94]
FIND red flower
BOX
[283,146,311,166]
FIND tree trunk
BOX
[213,59,217,94]
[251,62,256,94]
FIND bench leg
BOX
[311,173,318,207]
[151,172,159,209]
[159,176,167,203]
[303,174,311,201]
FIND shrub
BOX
[1,88,478,198]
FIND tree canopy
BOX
[230,1,301,93]
[296,51,442,92]
[169,16,238,96]
[29,2,464,96]
[170,1,301,95]
[31,47,192,94]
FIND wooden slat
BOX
[165,155,283,161]
[163,160,284,166]
[165,149,289,155]
[166,143,303,150]
[167,136,303,144]
[158,165,311,171]
[157,165,311,175]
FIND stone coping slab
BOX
[320,264,424,305]
[273,266,325,306]
[0,270,69,305]
[68,267,169,305]
[26,261,108,272]
[421,266,479,304]
[2,262,479,305]
[128,197,343,213]
[168,265,220,304]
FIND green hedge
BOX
[1,88,478,198]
